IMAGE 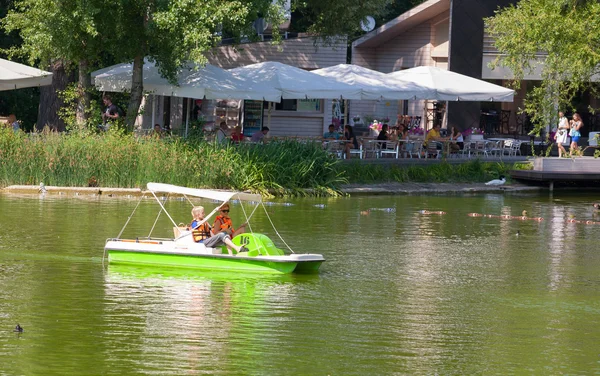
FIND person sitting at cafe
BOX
[397,124,409,140]
[388,126,399,142]
[323,124,340,139]
[343,124,359,159]
[449,127,464,151]
[6,114,19,132]
[216,121,229,144]
[424,124,450,157]
[251,126,269,143]
[424,124,447,147]
[230,126,244,143]
[152,124,163,138]
[377,124,389,141]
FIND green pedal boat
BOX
[104,183,325,274]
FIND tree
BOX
[3,0,110,127]
[486,0,600,136]
[5,0,393,130]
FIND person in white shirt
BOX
[554,111,570,157]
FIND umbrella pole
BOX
[344,99,348,126]
[185,98,190,138]
[267,101,272,128]
[151,95,156,131]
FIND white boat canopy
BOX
[229,61,363,100]
[92,59,282,102]
[312,64,435,100]
[147,183,262,203]
[0,58,52,90]
[386,66,515,102]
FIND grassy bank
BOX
[0,128,513,196]
[341,159,511,184]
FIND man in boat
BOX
[190,206,248,255]
[212,203,247,239]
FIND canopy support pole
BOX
[344,99,348,126]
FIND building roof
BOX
[352,0,450,48]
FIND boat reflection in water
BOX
[103,264,311,372]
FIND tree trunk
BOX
[76,59,91,127]
[36,60,76,132]
[126,55,144,131]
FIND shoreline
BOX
[0,183,544,197]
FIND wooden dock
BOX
[510,157,600,190]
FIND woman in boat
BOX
[190,206,248,255]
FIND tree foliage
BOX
[486,0,600,134]
[4,0,395,129]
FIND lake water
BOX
[1,191,600,375]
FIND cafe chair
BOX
[364,140,382,158]
[379,141,400,159]
[325,140,344,159]
[347,141,364,159]
[425,141,441,159]
[408,141,423,158]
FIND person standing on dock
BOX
[555,111,570,157]
[569,113,584,157]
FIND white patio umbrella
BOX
[387,66,514,102]
[92,59,282,102]
[312,64,434,100]
[0,58,52,90]
[229,61,362,100]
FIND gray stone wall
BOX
[447,0,515,131]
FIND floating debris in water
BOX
[230,199,240,204]
[370,208,396,213]
[419,210,446,215]
[282,203,294,206]
[248,200,258,205]
[314,204,326,209]
[264,201,276,206]
[13,324,23,333]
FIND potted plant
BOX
[408,126,425,139]
[369,120,382,137]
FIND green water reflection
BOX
[1,192,600,374]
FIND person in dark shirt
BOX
[102,95,121,129]
[343,124,359,159]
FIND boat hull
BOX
[105,238,324,274]
[108,250,299,274]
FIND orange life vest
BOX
[191,221,211,242]
[214,215,234,234]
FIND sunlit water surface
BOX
[1,192,600,375]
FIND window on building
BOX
[269,99,321,112]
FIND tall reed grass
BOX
[0,128,343,196]
[0,128,514,195]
